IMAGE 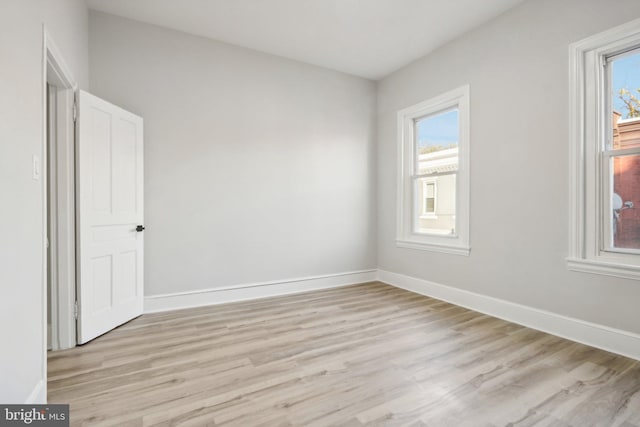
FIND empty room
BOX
[3,0,640,425]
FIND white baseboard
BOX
[143,267,640,361]
[144,269,378,313]
[25,380,46,404]
[378,269,640,361]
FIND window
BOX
[421,180,437,217]
[397,85,470,255]
[569,19,640,280]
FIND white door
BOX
[76,90,144,344]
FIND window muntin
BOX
[397,85,470,255]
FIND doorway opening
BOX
[44,31,77,360]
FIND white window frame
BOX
[397,85,470,256]
[421,178,437,218]
[568,18,640,280]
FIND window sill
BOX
[419,214,438,219]
[397,239,470,256]
[567,257,640,280]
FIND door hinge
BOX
[74,301,78,320]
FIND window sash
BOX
[601,49,640,255]
[412,173,457,236]
[601,148,640,254]
[412,171,457,180]
[412,107,459,173]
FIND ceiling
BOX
[86,0,525,80]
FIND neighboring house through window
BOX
[397,85,470,255]
[569,19,640,279]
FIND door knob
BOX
[136,225,145,232]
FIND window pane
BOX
[426,197,435,212]
[415,109,459,157]
[610,51,640,150]
[426,183,435,198]
[612,154,640,249]
[415,173,456,235]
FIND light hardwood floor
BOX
[48,282,640,426]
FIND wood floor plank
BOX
[48,282,640,426]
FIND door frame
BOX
[42,26,77,369]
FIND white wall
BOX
[0,0,88,403]
[89,12,377,297]
[377,0,640,334]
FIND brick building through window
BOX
[612,111,640,249]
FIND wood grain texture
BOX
[48,282,640,426]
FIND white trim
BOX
[25,380,46,404]
[42,27,78,405]
[41,26,48,410]
[396,240,470,256]
[378,269,640,361]
[44,29,77,352]
[568,18,640,280]
[397,85,470,255]
[144,270,378,313]
[568,24,586,261]
[570,17,640,54]
[567,257,640,280]
[53,87,77,350]
[47,86,58,352]
[44,33,76,91]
